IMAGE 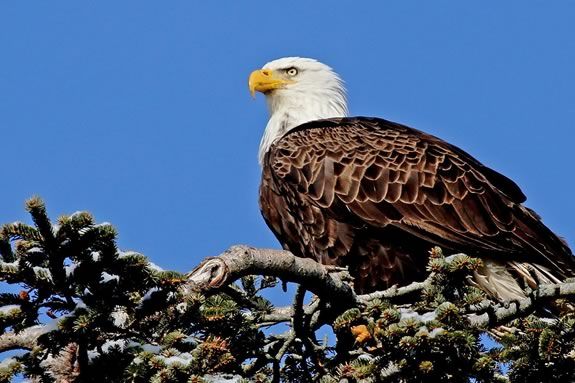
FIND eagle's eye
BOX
[285,67,298,77]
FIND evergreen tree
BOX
[0,198,573,382]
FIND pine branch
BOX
[40,343,81,382]
[184,245,357,307]
[3,199,575,382]
[185,246,575,331]
[357,279,430,303]
[0,325,47,351]
[467,280,575,328]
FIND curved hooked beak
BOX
[248,69,294,98]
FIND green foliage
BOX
[0,358,21,383]
[0,200,574,382]
[0,198,269,382]
[498,315,575,382]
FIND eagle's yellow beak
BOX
[248,69,293,98]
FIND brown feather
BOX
[260,117,575,295]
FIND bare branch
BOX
[184,245,357,306]
[258,306,294,326]
[358,279,430,303]
[275,330,296,362]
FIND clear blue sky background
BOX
[1,1,574,305]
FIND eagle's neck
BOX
[258,89,348,164]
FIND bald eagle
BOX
[249,57,575,299]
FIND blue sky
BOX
[1,0,574,304]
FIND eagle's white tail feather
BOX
[473,259,563,301]
[473,259,526,301]
[508,260,562,288]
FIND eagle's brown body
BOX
[260,117,575,295]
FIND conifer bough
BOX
[0,198,574,382]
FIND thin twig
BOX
[292,286,313,381]
[358,279,430,303]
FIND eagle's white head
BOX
[249,57,348,163]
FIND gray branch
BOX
[184,245,357,306]
[184,245,575,331]
[467,280,575,328]
[357,279,430,303]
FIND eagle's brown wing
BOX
[260,117,574,293]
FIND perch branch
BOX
[184,245,575,331]
[184,245,357,306]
